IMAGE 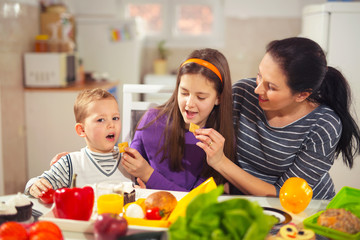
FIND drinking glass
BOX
[96,181,124,215]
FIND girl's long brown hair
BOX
[137,48,235,185]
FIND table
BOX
[0,191,329,240]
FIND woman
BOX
[121,48,235,191]
[196,37,360,199]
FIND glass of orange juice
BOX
[96,181,124,215]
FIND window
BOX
[121,0,224,48]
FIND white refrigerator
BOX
[301,2,360,192]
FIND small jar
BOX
[34,35,49,52]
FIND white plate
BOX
[39,188,185,234]
[39,206,168,234]
[263,207,292,226]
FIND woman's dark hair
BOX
[137,48,235,185]
[266,37,360,168]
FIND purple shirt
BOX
[130,108,206,191]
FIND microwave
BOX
[24,53,77,87]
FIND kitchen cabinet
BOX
[25,81,118,179]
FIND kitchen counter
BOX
[0,191,329,240]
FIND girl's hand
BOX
[134,178,147,189]
[29,178,52,198]
[50,152,69,166]
[194,128,226,170]
[121,147,154,183]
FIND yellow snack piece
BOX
[189,123,200,134]
[118,142,129,153]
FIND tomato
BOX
[279,177,313,214]
[39,188,55,204]
[145,207,163,220]
[0,236,21,240]
[0,222,28,240]
[28,221,63,240]
[29,232,62,240]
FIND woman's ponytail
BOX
[314,67,360,168]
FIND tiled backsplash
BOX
[0,1,39,194]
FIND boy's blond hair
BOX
[74,88,117,123]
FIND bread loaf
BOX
[317,208,360,234]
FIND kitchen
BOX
[1,0,360,203]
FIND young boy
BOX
[25,88,133,198]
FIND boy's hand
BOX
[29,178,52,198]
[121,147,154,183]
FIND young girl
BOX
[121,48,235,191]
[197,37,360,199]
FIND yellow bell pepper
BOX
[167,177,217,224]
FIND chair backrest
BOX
[121,84,174,143]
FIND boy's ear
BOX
[75,123,86,137]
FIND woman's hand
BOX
[121,147,154,183]
[50,152,69,166]
[29,178,52,198]
[194,128,226,170]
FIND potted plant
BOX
[153,40,170,75]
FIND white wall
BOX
[224,0,326,18]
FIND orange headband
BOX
[180,58,223,83]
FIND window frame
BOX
[121,0,224,48]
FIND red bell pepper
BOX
[54,174,94,221]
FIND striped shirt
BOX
[232,78,341,199]
[25,146,133,193]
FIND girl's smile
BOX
[185,110,197,119]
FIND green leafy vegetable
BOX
[169,186,278,240]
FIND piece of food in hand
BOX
[189,123,200,135]
[94,213,128,240]
[125,203,145,219]
[39,188,55,204]
[118,142,129,153]
[0,221,28,240]
[317,208,360,234]
[144,191,177,220]
[28,221,63,240]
